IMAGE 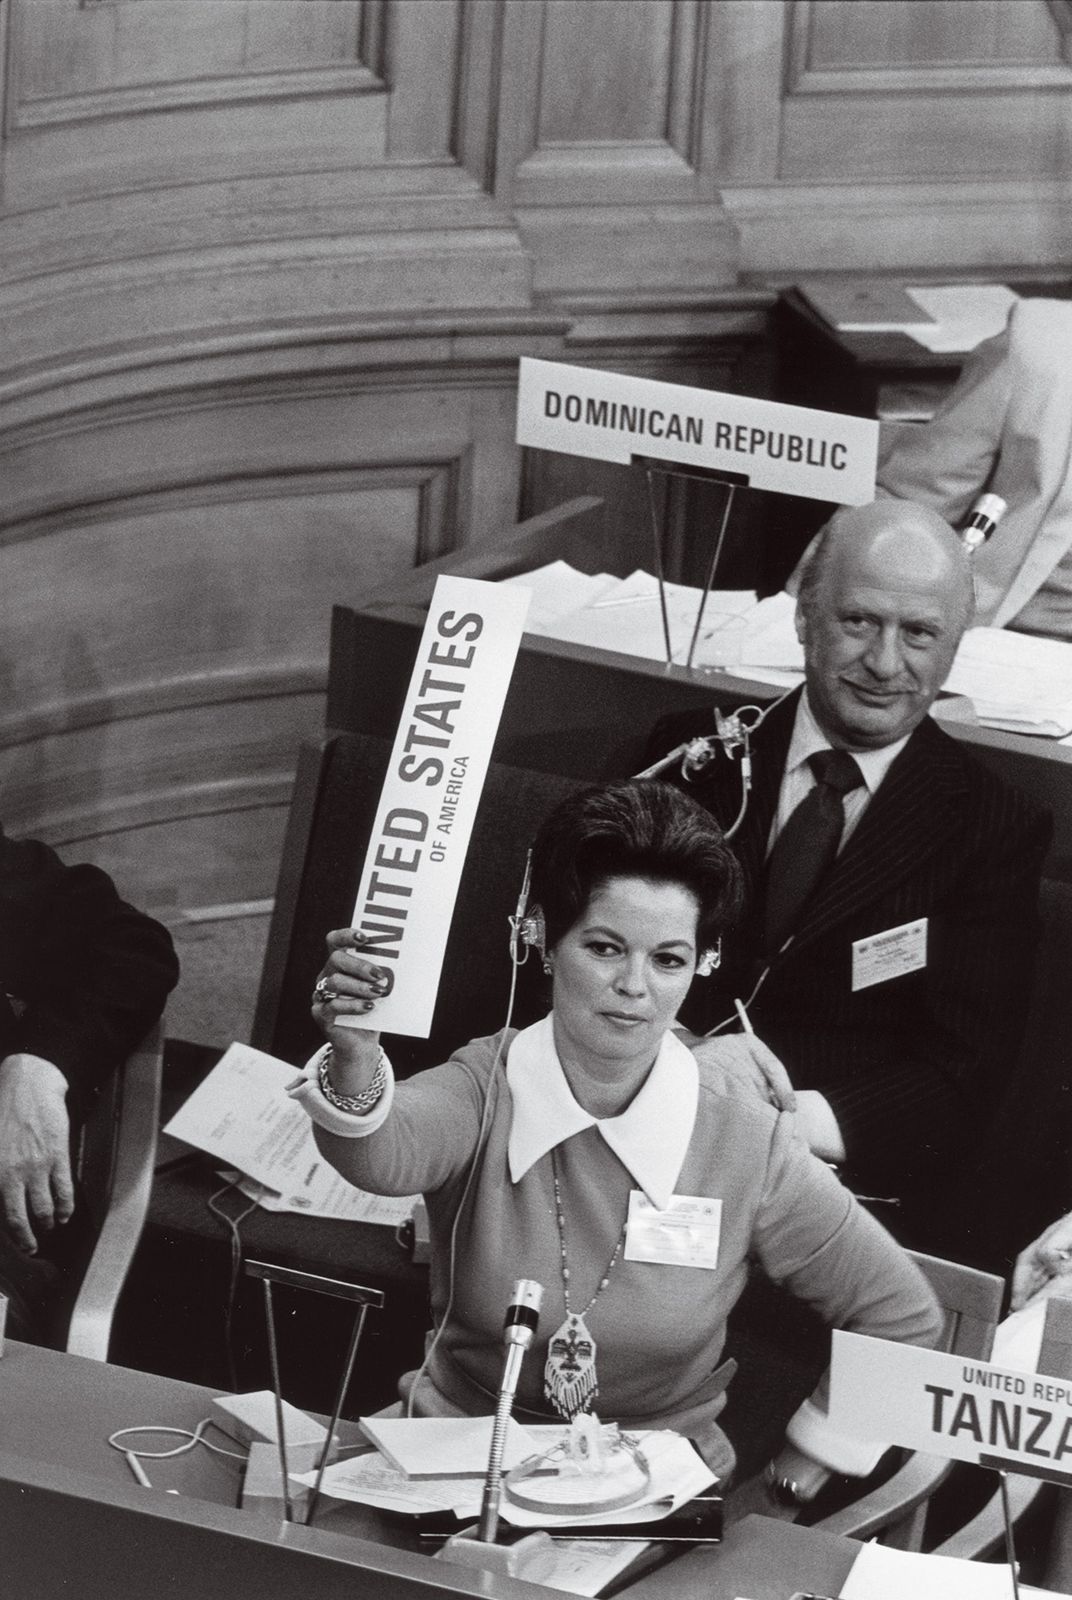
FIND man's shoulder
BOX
[911,716,1052,839]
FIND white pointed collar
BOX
[506,1015,698,1210]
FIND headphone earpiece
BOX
[509,850,546,965]
[516,907,546,956]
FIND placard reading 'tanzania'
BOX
[516,357,878,505]
[342,576,530,1038]
[830,1330,1072,1481]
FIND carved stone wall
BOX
[3,0,1068,911]
[714,0,1072,272]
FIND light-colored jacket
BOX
[877,297,1072,628]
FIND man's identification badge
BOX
[851,917,927,992]
[624,1192,721,1269]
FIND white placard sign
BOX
[344,575,531,1038]
[516,357,878,505]
[830,1330,1072,1481]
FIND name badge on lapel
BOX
[852,917,927,992]
[624,1192,722,1269]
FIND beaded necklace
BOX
[543,1146,629,1420]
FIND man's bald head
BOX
[794,500,973,751]
[799,501,974,632]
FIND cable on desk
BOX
[108,1417,249,1472]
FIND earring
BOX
[542,957,553,976]
[696,940,721,977]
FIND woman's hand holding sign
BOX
[311,929,391,1092]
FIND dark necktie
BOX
[764,748,864,956]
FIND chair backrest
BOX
[810,1251,1004,1547]
[64,1020,164,1359]
[252,733,587,1074]
[908,1250,1004,1361]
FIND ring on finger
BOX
[313,977,339,1005]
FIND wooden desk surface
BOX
[0,1341,857,1600]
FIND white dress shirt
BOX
[769,692,909,857]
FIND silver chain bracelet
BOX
[316,1043,388,1115]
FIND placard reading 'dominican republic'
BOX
[830,1330,1072,1481]
[516,357,878,505]
[341,576,531,1039]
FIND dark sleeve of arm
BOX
[819,800,1052,1184]
[0,829,179,1097]
[876,322,1011,526]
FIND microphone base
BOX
[435,1527,558,1581]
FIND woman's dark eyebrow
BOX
[580,923,695,951]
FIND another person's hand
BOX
[311,929,393,1089]
[0,1053,73,1254]
[688,1033,797,1112]
[726,1444,832,1526]
[1012,1212,1072,1310]
[791,1090,847,1166]
[765,1443,832,1509]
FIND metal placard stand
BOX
[245,1258,384,1527]
[634,454,748,672]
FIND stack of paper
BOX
[163,1042,418,1224]
[358,1415,535,1479]
[941,625,1072,738]
[301,1423,714,1530]
[502,560,621,634]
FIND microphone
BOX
[503,1279,542,1349]
[437,1283,556,1578]
[960,493,1007,553]
[477,1280,543,1544]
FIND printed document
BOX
[163,1042,417,1225]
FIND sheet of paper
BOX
[904,284,1018,353]
[545,570,758,667]
[542,1539,652,1597]
[735,590,804,671]
[163,1042,418,1224]
[841,1540,1018,1599]
[358,1415,537,1479]
[501,561,620,633]
[233,1174,414,1227]
[292,1449,481,1515]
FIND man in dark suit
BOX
[657,499,1051,1261]
[0,829,179,1341]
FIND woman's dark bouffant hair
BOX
[528,779,742,952]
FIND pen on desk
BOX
[734,998,753,1034]
[124,1450,152,1489]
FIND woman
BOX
[289,779,940,1495]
